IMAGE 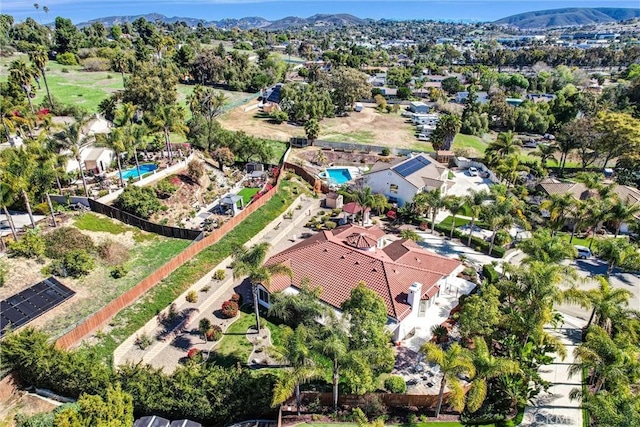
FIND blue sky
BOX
[4,0,639,23]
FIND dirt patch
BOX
[0,392,60,427]
[219,102,417,147]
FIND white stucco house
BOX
[261,224,464,342]
[362,153,449,207]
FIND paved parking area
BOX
[447,169,492,198]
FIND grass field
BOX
[237,187,260,205]
[453,133,489,155]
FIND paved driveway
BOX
[447,170,492,198]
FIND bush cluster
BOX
[98,240,130,265]
[155,179,178,199]
[44,227,95,259]
[212,269,226,281]
[206,325,223,341]
[110,264,129,279]
[46,250,95,278]
[7,229,45,258]
[383,375,407,394]
[230,293,243,306]
[432,222,506,258]
[221,300,238,318]
[56,52,79,65]
[185,290,198,303]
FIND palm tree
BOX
[463,189,490,246]
[541,193,575,236]
[147,104,188,164]
[123,124,149,183]
[0,179,18,240]
[569,199,589,244]
[565,276,635,335]
[52,119,92,197]
[486,130,521,159]
[421,342,476,418]
[518,229,577,263]
[9,60,36,115]
[95,128,126,188]
[595,238,640,275]
[0,147,37,228]
[422,188,446,234]
[29,48,53,108]
[529,143,557,167]
[608,197,640,238]
[231,242,292,331]
[399,228,421,241]
[568,325,639,394]
[466,337,520,413]
[115,102,137,127]
[432,113,461,151]
[315,313,349,411]
[345,186,375,226]
[271,326,322,415]
[371,193,390,216]
[445,195,466,238]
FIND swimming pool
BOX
[325,168,353,185]
[120,163,158,180]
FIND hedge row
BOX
[431,222,506,258]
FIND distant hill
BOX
[495,8,640,29]
[77,12,368,30]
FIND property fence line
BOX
[291,137,420,157]
[298,391,447,409]
[54,145,292,349]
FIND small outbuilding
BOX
[408,101,430,114]
[325,191,344,209]
[219,194,244,216]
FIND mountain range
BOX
[495,8,640,29]
[77,13,369,30]
[77,8,640,30]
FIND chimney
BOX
[407,282,422,310]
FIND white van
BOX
[417,134,430,141]
[574,245,592,259]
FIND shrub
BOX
[230,293,243,305]
[186,290,198,303]
[97,240,130,265]
[8,229,45,258]
[206,325,223,341]
[44,227,95,259]
[221,300,238,318]
[324,220,337,230]
[200,285,211,292]
[483,264,499,284]
[0,262,7,287]
[114,186,164,219]
[270,110,288,124]
[186,348,201,359]
[134,333,153,349]
[155,179,178,199]
[47,249,95,278]
[56,52,78,65]
[431,324,449,342]
[384,375,407,393]
[212,269,226,281]
[82,57,111,71]
[188,160,205,182]
[110,264,129,279]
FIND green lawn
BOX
[209,311,256,367]
[74,212,156,242]
[84,178,305,361]
[323,130,377,144]
[557,232,593,249]
[237,188,260,205]
[453,133,488,155]
[439,215,472,229]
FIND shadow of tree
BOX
[172,335,193,350]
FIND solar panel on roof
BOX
[392,156,431,177]
[0,277,75,337]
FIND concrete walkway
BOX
[113,194,324,371]
[522,314,585,427]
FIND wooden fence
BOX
[55,170,285,349]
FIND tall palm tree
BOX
[608,197,640,238]
[0,147,37,227]
[52,120,92,198]
[345,186,375,226]
[518,228,577,263]
[9,60,36,115]
[422,188,446,234]
[95,128,126,188]
[371,193,390,216]
[421,342,476,418]
[486,130,521,159]
[565,276,635,335]
[466,337,520,413]
[463,189,489,246]
[595,238,640,275]
[445,195,466,238]
[271,326,322,415]
[231,242,292,331]
[433,113,461,151]
[569,199,589,244]
[541,193,575,236]
[529,143,557,167]
[147,104,188,164]
[0,179,18,240]
[29,48,53,109]
[315,313,349,411]
[123,124,149,183]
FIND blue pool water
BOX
[326,168,352,185]
[120,163,158,180]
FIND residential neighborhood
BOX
[0,3,640,427]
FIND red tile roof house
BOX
[262,224,463,342]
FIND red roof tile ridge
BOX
[381,262,399,319]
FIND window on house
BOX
[390,184,399,194]
[419,299,428,317]
[258,288,269,304]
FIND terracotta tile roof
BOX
[345,232,378,249]
[265,224,460,321]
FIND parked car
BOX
[575,245,592,259]
[417,134,430,141]
[468,167,479,176]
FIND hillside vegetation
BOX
[495,7,640,29]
